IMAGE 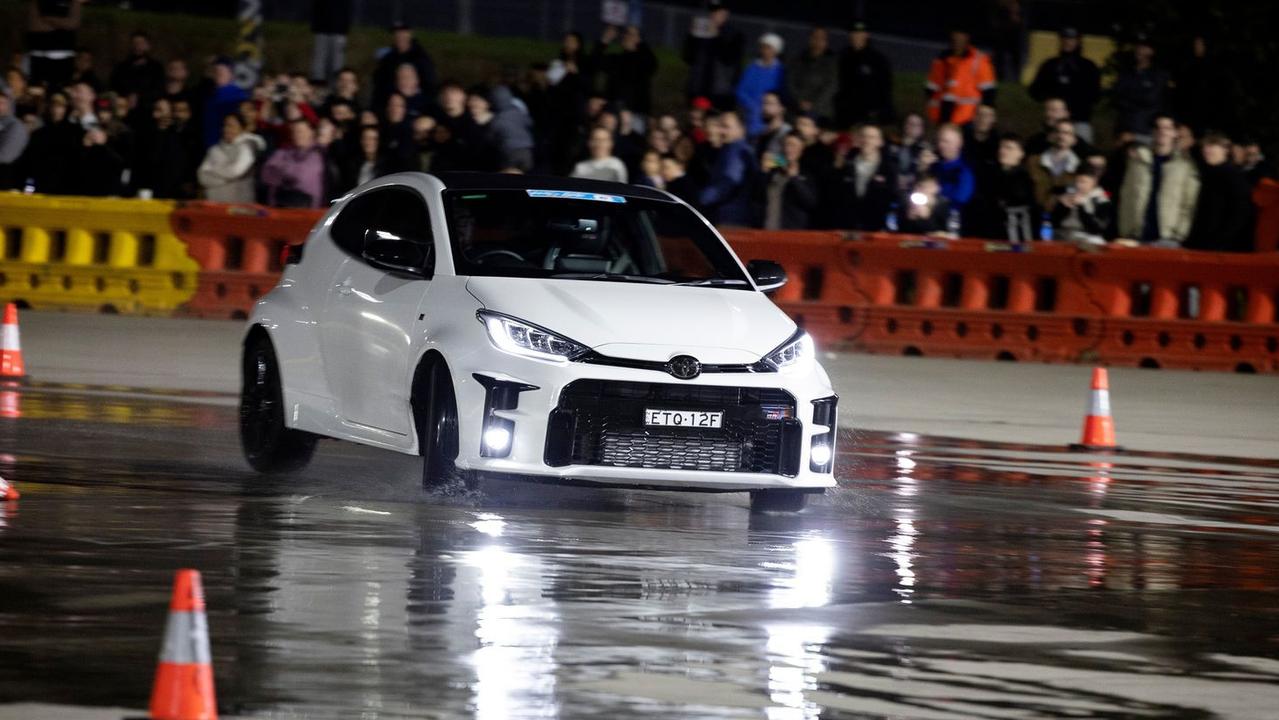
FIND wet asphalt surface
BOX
[2,382,1279,719]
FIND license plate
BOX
[644,409,723,428]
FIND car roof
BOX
[429,171,675,202]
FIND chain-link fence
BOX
[256,0,948,73]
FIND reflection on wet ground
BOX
[2,385,1279,718]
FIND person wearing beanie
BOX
[735,32,786,137]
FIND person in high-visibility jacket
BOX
[925,28,996,126]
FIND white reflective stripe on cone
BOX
[1088,390,1111,417]
[1,325,18,349]
[158,611,212,665]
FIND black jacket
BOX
[132,125,190,199]
[1049,190,1114,240]
[74,143,126,196]
[899,195,952,235]
[372,40,438,111]
[682,26,744,106]
[595,41,658,115]
[1112,60,1170,135]
[311,0,353,34]
[1185,163,1255,252]
[19,119,83,195]
[109,54,165,102]
[836,43,894,126]
[828,152,899,231]
[760,169,819,230]
[967,164,1038,240]
[1028,51,1101,122]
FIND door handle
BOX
[334,280,353,296]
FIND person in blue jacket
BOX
[924,123,975,208]
[698,110,758,226]
[202,58,248,148]
[735,33,785,138]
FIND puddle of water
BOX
[1,388,1279,718]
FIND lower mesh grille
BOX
[546,380,800,475]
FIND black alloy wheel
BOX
[240,335,317,473]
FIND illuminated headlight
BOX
[762,331,813,370]
[478,311,588,362]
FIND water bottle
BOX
[885,203,899,232]
[946,208,961,236]
[1038,212,1053,241]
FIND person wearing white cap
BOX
[735,32,786,138]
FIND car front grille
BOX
[545,380,801,476]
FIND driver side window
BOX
[329,187,434,272]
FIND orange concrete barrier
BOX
[720,230,1278,373]
[169,202,318,319]
[1253,179,1279,253]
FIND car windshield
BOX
[442,189,751,287]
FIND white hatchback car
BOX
[241,172,838,512]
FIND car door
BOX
[320,186,434,438]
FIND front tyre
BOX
[749,489,809,513]
[240,334,316,473]
[416,361,463,489]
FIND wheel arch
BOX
[242,324,274,375]
[410,349,453,456]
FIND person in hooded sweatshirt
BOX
[198,112,265,203]
[1185,135,1254,252]
[487,85,534,172]
[19,91,83,194]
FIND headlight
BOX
[477,310,588,362]
[761,330,813,370]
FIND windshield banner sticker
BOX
[526,189,626,203]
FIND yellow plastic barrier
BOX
[0,193,200,314]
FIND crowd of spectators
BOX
[0,0,1274,252]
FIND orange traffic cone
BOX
[150,569,218,720]
[1069,367,1122,452]
[0,475,17,501]
[0,304,24,381]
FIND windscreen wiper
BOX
[672,278,750,287]
[550,272,676,284]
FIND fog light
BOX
[483,425,512,453]
[810,443,832,467]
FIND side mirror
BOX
[362,228,433,278]
[746,259,787,293]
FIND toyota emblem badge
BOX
[666,355,702,380]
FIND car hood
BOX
[465,277,796,364]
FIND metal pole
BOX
[458,0,473,35]
[235,0,263,89]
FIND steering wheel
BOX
[471,249,527,264]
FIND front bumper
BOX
[450,346,838,492]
